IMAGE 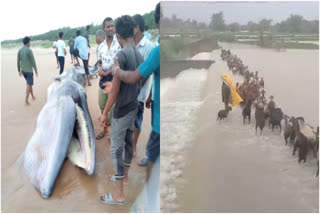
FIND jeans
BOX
[58,56,65,74]
[110,108,138,180]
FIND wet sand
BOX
[161,43,319,212]
[1,47,151,212]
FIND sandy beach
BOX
[1,47,151,212]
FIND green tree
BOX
[198,22,207,28]
[310,20,319,34]
[209,12,226,32]
[257,19,272,33]
[275,21,289,33]
[247,21,257,33]
[1,10,156,45]
[286,14,304,33]
[191,19,198,29]
[143,10,156,29]
[256,19,272,47]
[228,22,241,32]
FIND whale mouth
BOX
[67,104,93,173]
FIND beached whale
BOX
[24,66,96,198]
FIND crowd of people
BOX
[220,48,319,175]
[17,2,161,206]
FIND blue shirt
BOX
[74,36,88,60]
[138,45,160,134]
[154,35,160,46]
[143,31,152,41]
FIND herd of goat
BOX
[219,49,319,176]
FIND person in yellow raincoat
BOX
[221,73,243,107]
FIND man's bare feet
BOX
[88,82,92,86]
[25,101,30,106]
[32,96,36,100]
[123,177,128,185]
[133,150,137,158]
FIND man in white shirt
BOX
[95,17,121,140]
[143,26,152,40]
[55,32,67,74]
[53,36,59,69]
[132,14,154,159]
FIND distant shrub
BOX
[160,39,187,60]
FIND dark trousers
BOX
[110,108,138,180]
[73,49,89,75]
[82,59,89,75]
[58,56,65,74]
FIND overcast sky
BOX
[1,1,319,42]
[162,1,319,25]
[0,0,158,41]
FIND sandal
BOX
[109,175,116,183]
[100,192,125,205]
[96,132,105,140]
[138,157,148,167]
[109,175,128,184]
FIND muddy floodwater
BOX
[1,48,151,212]
[160,42,319,212]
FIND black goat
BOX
[242,100,252,124]
[269,107,283,133]
[217,106,232,121]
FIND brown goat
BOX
[283,115,294,145]
[255,102,265,135]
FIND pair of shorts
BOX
[134,101,145,132]
[73,49,79,57]
[22,71,34,85]
[98,87,113,124]
[73,49,89,74]
[146,131,160,163]
[69,49,74,55]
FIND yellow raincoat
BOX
[221,73,243,106]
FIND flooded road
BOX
[1,48,150,212]
[160,43,319,212]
